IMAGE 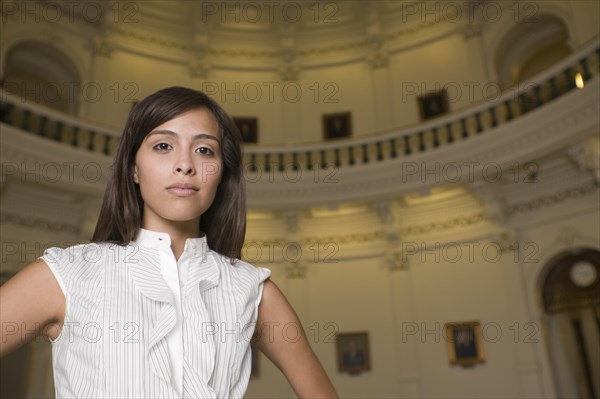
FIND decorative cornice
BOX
[299,212,488,245]
[303,230,386,246]
[509,181,599,214]
[400,213,487,236]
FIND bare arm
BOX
[0,260,65,357]
[253,280,338,399]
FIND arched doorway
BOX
[495,14,572,90]
[541,248,600,399]
[1,41,81,114]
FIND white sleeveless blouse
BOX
[41,230,271,398]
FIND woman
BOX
[0,87,338,398]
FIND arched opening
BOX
[495,14,572,90]
[1,41,80,114]
[541,248,600,399]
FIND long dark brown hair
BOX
[92,87,246,260]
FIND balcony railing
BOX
[1,40,598,171]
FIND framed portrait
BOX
[323,112,352,140]
[418,89,449,120]
[233,117,258,143]
[336,332,370,374]
[444,321,485,367]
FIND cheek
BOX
[199,159,223,185]
[136,155,163,177]
[135,162,163,194]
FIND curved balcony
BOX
[1,40,598,208]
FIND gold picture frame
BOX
[233,117,258,143]
[418,89,449,120]
[322,112,352,140]
[336,331,370,374]
[444,321,485,367]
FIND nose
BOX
[174,152,195,175]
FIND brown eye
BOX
[153,143,172,151]
[196,146,215,156]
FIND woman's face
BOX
[134,107,223,232]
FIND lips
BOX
[166,183,199,197]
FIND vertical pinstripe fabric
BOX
[41,234,271,399]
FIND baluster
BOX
[475,112,483,134]
[292,152,298,171]
[306,151,313,170]
[446,123,454,144]
[88,131,96,151]
[565,67,576,90]
[362,144,369,163]
[580,57,591,81]
[102,135,110,155]
[250,153,257,172]
[22,110,31,131]
[320,150,326,169]
[55,121,64,142]
[549,77,559,99]
[334,148,341,167]
[504,100,514,121]
[278,153,284,172]
[38,116,48,137]
[390,139,397,158]
[376,142,383,161]
[264,154,271,172]
[460,118,468,138]
[0,103,14,124]
[432,127,440,147]
[418,132,425,152]
[489,107,498,128]
[403,135,411,155]
[71,126,79,147]
[348,146,355,165]
[533,85,542,108]
[519,93,529,114]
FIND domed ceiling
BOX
[88,0,468,70]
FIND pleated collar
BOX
[133,228,209,257]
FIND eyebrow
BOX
[146,129,221,144]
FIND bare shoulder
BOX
[258,279,291,319]
[0,259,65,356]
